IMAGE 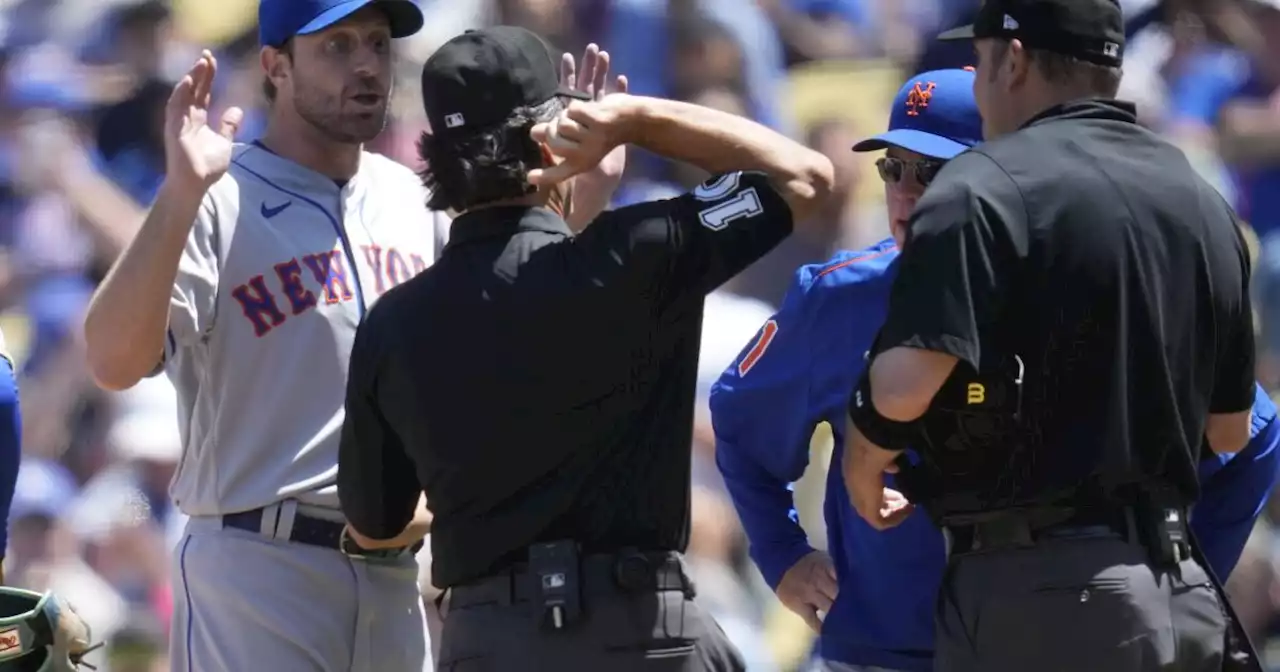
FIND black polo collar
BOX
[1021,98,1138,130]
[446,206,573,250]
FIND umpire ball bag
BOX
[0,588,93,671]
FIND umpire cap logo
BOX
[541,572,566,589]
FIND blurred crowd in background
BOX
[4,0,1280,669]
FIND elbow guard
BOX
[848,370,919,452]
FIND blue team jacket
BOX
[1195,384,1280,576]
[0,355,20,555]
[710,238,1280,671]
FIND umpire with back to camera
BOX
[840,0,1262,670]
[335,24,835,670]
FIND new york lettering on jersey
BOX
[164,143,443,517]
[232,239,430,337]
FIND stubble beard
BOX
[293,91,389,145]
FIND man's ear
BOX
[260,46,291,92]
[1006,38,1031,88]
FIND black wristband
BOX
[848,370,918,452]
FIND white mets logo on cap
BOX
[1002,14,1019,30]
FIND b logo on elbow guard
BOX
[966,383,985,405]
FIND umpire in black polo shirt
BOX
[334,25,833,670]
[840,1,1258,671]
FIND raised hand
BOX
[561,43,626,103]
[164,50,244,194]
[530,92,641,187]
[559,43,629,228]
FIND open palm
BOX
[561,45,627,177]
[164,50,244,193]
[561,44,628,228]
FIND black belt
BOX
[448,550,694,609]
[944,506,1136,556]
[222,507,423,556]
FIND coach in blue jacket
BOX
[711,68,1280,672]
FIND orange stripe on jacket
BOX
[737,319,779,377]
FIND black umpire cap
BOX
[420,26,591,137]
[938,0,1126,68]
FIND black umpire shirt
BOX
[876,99,1254,509]
[337,171,793,587]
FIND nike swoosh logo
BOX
[261,201,292,218]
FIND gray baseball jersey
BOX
[163,142,447,516]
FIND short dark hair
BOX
[262,40,293,103]
[417,96,567,212]
[989,40,1122,97]
[1028,50,1122,96]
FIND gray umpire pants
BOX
[435,552,745,671]
[934,531,1228,672]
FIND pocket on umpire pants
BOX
[435,597,530,670]
[951,545,1161,671]
[595,591,746,671]
[962,555,1157,665]
[978,575,1150,670]
[1167,558,1227,670]
[437,592,745,670]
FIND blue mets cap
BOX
[258,0,425,48]
[852,68,982,160]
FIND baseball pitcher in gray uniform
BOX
[82,1,628,669]
[82,1,441,670]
